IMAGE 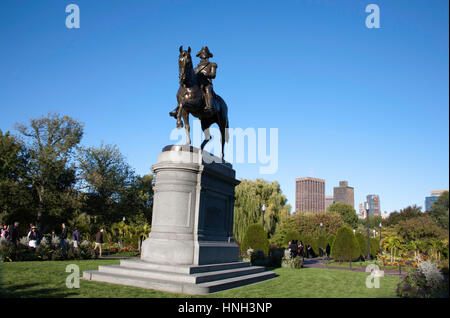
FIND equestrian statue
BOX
[169,46,229,160]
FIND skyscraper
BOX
[295,177,325,213]
[325,196,335,210]
[425,190,448,211]
[333,181,354,208]
[366,194,380,216]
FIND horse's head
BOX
[178,45,192,84]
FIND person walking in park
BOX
[72,228,79,249]
[2,225,9,239]
[94,228,104,257]
[0,224,7,239]
[10,222,19,246]
[60,223,68,250]
[27,226,38,248]
[298,241,304,260]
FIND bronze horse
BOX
[175,46,229,159]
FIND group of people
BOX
[0,222,20,246]
[0,221,105,257]
[288,240,331,259]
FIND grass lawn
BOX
[0,259,401,298]
[323,260,403,271]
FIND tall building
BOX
[333,181,354,208]
[366,194,380,216]
[325,196,335,210]
[295,177,325,212]
[425,189,448,211]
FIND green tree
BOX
[269,214,297,246]
[316,235,328,256]
[240,223,270,256]
[383,236,403,263]
[327,233,336,249]
[355,232,368,260]
[291,211,343,238]
[0,130,34,232]
[284,229,302,246]
[369,238,380,258]
[270,211,343,246]
[428,191,449,230]
[331,226,360,263]
[15,112,83,231]
[77,143,136,225]
[383,205,422,227]
[396,216,447,242]
[233,179,290,243]
[327,203,358,228]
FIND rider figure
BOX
[195,46,217,114]
[169,46,217,119]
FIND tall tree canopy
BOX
[327,202,358,229]
[15,112,83,230]
[77,143,136,224]
[428,191,449,230]
[0,130,34,230]
[233,179,291,244]
[383,205,423,227]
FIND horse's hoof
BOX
[177,122,183,129]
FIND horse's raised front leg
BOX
[183,110,191,145]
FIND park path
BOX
[302,258,406,276]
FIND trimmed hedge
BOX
[241,223,270,256]
[370,238,381,258]
[331,226,360,262]
[355,232,368,259]
[327,234,336,248]
[284,230,302,246]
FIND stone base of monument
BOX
[83,145,276,295]
[83,259,276,295]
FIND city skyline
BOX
[0,0,448,214]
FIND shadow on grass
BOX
[0,283,78,298]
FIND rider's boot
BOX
[204,94,215,115]
[169,106,179,118]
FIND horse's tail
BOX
[215,94,229,143]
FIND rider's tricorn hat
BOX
[196,46,213,58]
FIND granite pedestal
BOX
[83,145,276,294]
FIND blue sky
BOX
[0,0,448,214]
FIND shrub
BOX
[282,253,303,269]
[355,232,368,259]
[0,239,97,262]
[397,260,449,298]
[19,236,29,247]
[268,247,284,267]
[370,238,381,258]
[284,230,302,246]
[316,235,327,251]
[51,235,61,247]
[331,226,360,262]
[240,224,270,256]
[327,233,336,249]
